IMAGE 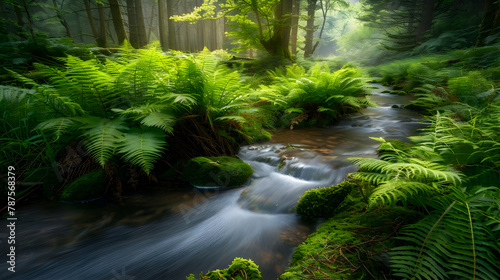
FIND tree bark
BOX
[416,0,435,42]
[290,0,300,55]
[167,0,177,50]
[476,0,500,46]
[21,0,35,39]
[304,0,316,57]
[97,1,107,48]
[134,0,148,47]
[126,0,139,47]
[158,0,168,50]
[260,0,293,60]
[51,0,72,40]
[13,4,26,39]
[109,0,128,45]
[84,0,101,46]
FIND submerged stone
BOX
[60,169,106,202]
[182,156,253,188]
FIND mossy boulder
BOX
[186,258,263,280]
[60,170,106,202]
[182,156,253,188]
[280,205,423,280]
[295,181,353,218]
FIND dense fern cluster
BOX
[261,63,375,128]
[350,49,500,278]
[1,44,374,199]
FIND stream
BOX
[1,85,425,280]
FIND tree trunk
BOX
[416,0,435,42]
[304,0,316,57]
[167,0,177,50]
[21,0,35,39]
[134,0,148,47]
[260,0,293,60]
[158,0,168,50]
[109,0,128,45]
[97,1,107,47]
[84,0,101,46]
[126,0,139,47]
[290,0,300,55]
[476,0,500,46]
[51,0,72,40]
[13,4,26,39]
[311,0,331,55]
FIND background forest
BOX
[1,0,499,279]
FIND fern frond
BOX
[35,117,76,139]
[140,112,175,133]
[391,188,500,280]
[77,117,127,167]
[118,127,166,174]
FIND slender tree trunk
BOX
[109,0,128,45]
[84,0,101,46]
[167,0,177,50]
[290,0,300,55]
[416,0,435,42]
[97,1,107,47]
[134,0,148,47]
[476,0,500,46]
[158,0,168,50]
[304,0,316,57]
[183,0,191,51]
[126,0,139,47]
[13,4,26,39]
[311,0,331,55]
[51,0,72,40]
[21,0,35,39]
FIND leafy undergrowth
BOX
[280,188,423,279]
[186,258,263,280]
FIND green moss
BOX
[182,156,253,188]
[295,181,353,218]
[60,170,106,202]
[186,258,263,280]
[281,201,423,280]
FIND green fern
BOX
[391,186,500,280]
[118,127,167,174]
[76,117,127,167]
[268,63,373,125]
[350,137,463,207]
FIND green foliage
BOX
[181,156,253,188]
[447,71,491,105]
[391,186,500,280]
[295,181,354,218]
[351,100,500,280]
[60,169,106,202]
[6,46,266,175]
[186,257,263,280]
[265,63,374,127]
[281,198,423,280]
[350,137,463,208]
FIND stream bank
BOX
[0,84,425,280]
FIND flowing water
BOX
[1,85,425,280]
